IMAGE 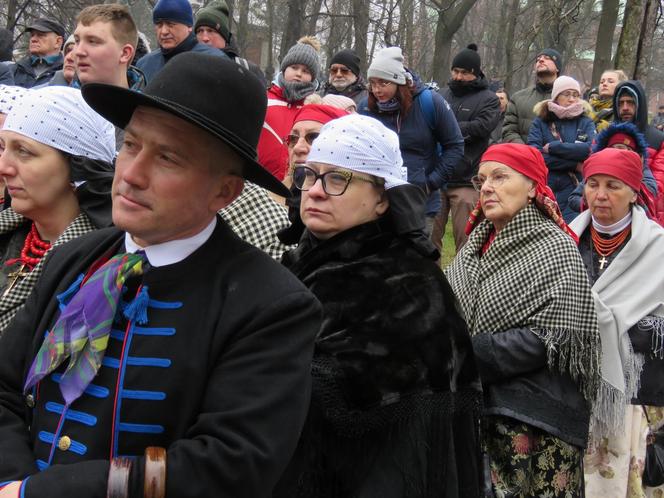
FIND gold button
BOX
[58,436,71,451]
[25,394,35,408]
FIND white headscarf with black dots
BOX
[306,113,408,189]
[3,86,116,163]
[0,85,28,116]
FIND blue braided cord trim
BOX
[121,389,166,401]
[56,274,85,311]
[45,402,97,427]
[147,299,183,309]
[38,431,87,456]
[118,422,164,434]
[103,356,171,368]
[51,373,109,399]
[19,476,30,498]
[110,327,176,340]
[36,460,48,471]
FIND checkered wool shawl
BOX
[445,204,601,404]
[0,209,96,335]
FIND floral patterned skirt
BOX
[585,405,664,498]
[484,415,583,498]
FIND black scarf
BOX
[162,32,199,61]
[447,76,488,97]
[279,218,482,497]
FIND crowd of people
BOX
[0,1,662,497]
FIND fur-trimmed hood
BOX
[533,98,593,120]
[593,121,649,159]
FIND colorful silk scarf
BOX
[24,252,147,406]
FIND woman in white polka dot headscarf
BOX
[0,84,29,129]
[0,85,116,334]
[276,113,482,498]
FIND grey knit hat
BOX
[280,36,321,81]
[367,47,407,85]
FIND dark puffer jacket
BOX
[502,81,552,144]
[441,76,501,187]
[321,77,368,106]
[12,54,63,88]
[358,76,464,216]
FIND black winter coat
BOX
[11,54,63,88]
[0,217,321,498]
[277,216,483,498]
[441,77,501,187]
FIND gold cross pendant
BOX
[3,263,29,297]
[599,256,608,270]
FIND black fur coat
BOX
[277,218,482,498]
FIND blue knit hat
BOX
[153,0,193,26]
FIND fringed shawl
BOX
[446,204,601,404]
[570,206,664,438]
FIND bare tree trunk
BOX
[634,0,659,80]
[265,0,275,78]
[615,0,646,77]
[503,0,520,91]
[236,0,250,56]
[431,0,479,84]
[591,0,619,84]
[307,0,324,35]
[352,0,369,72]
[280,0,305,59]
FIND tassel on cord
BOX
[122,286,150,324]
[56,274,85,307]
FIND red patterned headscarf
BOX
[466,143,579,243]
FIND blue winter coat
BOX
[11,54,63,89]
[0,63,13,85]
[528,101,596,222]
[136,33,226,84]
[359,80,464,216]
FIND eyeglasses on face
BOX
[368,79,394,89]
[293,165,375,196]
[471,171,513,191]
[285,132,320,148]
[329,65,351,75]
[558,91,580,99]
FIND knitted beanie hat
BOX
[194,0,231,42]
[451,43,481,76]
[307,114,408,189]
[280,36,321,81]
[551,75,580,102]
[367,47,407,85]
[329,49,361,77]
[537,48,563,73]
[153,0,193,27]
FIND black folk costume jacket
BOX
[0,216,322,498]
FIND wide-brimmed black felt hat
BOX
[82,52,290,197]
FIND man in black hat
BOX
[12,18,65,88]
[321,48,368,105]
[435,43,500,252]
[0,52,320,498]
[502,48,562,143]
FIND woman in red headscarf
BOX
[568,148,664,497]
[445,143,601,497]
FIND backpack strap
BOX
[234,57,250,71]
[419,88,436,131]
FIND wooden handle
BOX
[144,446,167,498]
[107,457,133,498]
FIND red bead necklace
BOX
[5,223,52,271]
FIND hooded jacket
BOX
[613,80,664,220]
[441,76,501,186]
[358,75,465,216]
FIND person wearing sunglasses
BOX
[528,75,596,222]
[321,48,368,106]
[276,113,482,498]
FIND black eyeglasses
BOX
[285,132,320,148]
[292,165,375,196]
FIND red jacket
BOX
[257,85,304,181]
[647,143,664,225]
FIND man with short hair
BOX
[72,4,145,91]
[502,48,562,143]
[194,0,267,88]
[12,18,65,88]
[0,52,320,498]
[136,0,225,83]
[321,49,367,105]
[435,43,500,251]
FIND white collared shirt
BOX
[124,218,217,267]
